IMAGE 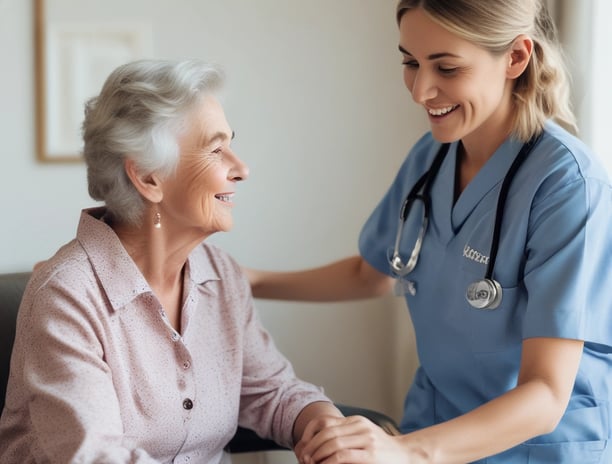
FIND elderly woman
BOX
[0,59,341,463]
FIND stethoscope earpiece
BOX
[465,278,502,310]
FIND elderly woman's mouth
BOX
[215,194,234,202]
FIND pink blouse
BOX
[0,207,329,463]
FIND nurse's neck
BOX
[455,142,486,199]
[455,128,510,199]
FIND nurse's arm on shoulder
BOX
[244,255,394,302]
[296,337,584,464]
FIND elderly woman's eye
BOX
[207,147,225,161]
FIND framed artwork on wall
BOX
[34,0,152,162]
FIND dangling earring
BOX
[153,211,161,229]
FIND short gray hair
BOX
[82,59,224,226]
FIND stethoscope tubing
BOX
[400,143,450,222]
[391,133,543,307]
[391,143,449,276]
[485,133,543,279]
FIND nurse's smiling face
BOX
[399,8,515,146]
[161,95,249,239]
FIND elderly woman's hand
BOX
[295,415,412,464]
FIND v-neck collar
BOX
[430,137,525,242]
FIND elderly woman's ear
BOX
[124,158,164,203]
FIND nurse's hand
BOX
[295,415,412,464]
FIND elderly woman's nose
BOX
[230,153,249,181]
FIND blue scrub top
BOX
[359,121,612,463]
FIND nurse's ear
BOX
[506,34,533,80]
[124,158,164,203]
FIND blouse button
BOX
[183,398,194,410]
[172,332,180,341]
[182,361,191,370]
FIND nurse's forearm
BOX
[246,256,394,301]
[400,380,567,463]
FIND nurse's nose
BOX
[410,69,438,105]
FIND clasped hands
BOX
[295,414,408,464]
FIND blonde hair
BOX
[396,0,577,141]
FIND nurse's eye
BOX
[402,59,419,69]
[438,66,458,75]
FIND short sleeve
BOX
[523,160,612,352]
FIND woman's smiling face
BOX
[161,95,249,238]
[399,7,514,145]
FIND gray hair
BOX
[82,59,225,226]
[396,0,577,141]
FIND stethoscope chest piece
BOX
[466,279,502,310]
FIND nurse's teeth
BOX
[429,105,457,116]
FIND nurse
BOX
[247,0,612,463]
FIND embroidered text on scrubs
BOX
[463,245,490,265]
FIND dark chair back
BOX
[0,272,31,413]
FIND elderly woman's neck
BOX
[112,219,193,332]
[112,220,190,289]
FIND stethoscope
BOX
[389,133,542,309]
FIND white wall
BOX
[557,0,611,174]
[589,0,612,174]
[0,1,424,461]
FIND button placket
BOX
[155,301,179,341]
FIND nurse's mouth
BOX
[428,105,459,117]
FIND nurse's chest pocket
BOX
[457,262,524,353]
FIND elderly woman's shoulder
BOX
[29,240,94,290]
[18,240,99,325]
[191,241,245,279]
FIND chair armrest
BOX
[225,426,288,454]
[225,403,400,454]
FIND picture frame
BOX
[34,0,152,162]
